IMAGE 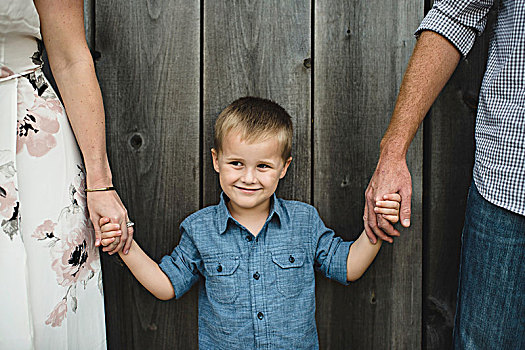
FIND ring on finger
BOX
[126,221,135,228]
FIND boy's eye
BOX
[257,164,271,169]
[229,161,242,167]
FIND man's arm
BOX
[364,30,461,243]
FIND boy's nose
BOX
[241,168,257,184]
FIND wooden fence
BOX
[79,0,495,348]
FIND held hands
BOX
[373,193,401,227]
[98,217,131,253]
[364,156,412,243]
[87,190,133,254]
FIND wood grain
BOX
[95,1,200,349]
[314,1,423,348]
[203,0,311,206]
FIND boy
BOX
[99,97,400,349]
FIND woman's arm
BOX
[34,0,132,254]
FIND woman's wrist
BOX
[85,157,112,188]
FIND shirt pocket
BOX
[271,248,306,298]
[203,256,240,304]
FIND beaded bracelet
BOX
[84,186,116,193]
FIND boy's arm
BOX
[346,193,400,281]
[117,240,175,301]
[346,231,382,282]
[100,217,200,301]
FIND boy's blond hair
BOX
[214,97,293,160]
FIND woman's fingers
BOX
[123,223,134,255]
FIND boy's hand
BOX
[374,193,401,224]
[99,217,122,254]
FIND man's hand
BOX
[364,156,412,243]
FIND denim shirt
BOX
[159,193,352,350]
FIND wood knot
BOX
[303,57,311,69]
[129,133,143,150]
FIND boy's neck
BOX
[227,199,271,237]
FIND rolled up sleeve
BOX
[159,223,201,299]
[416,0,494,57]
[311,207,353,286]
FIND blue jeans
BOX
[453,181,525,349]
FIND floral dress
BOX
[0,1,106,349]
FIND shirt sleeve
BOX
[311,207,353,286]
[159,221,201,299]
[415,0,494,57]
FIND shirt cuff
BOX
[159,253,195,300]
[328,240,353,286]
[415,7,477,57]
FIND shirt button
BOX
[246,235,252,242]
[257,312,264,320]
[289,255,295,263]
[216,264,222,272]
[253,272,260,280]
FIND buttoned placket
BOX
[244,220,271,349]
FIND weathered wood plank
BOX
[203,0,311,206]
[95,1,200,349]
[422,2,498,348]
[314,1,423,348]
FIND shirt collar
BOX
[217,192,283,235]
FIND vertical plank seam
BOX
[199,0,204,209]
[310,0,315,206]
[422,1,433,348]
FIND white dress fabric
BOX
[0,1,106,349]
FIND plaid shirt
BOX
[417,0,525,216]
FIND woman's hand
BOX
[87,190,133,255]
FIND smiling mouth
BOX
[235,186,262,193]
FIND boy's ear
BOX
[211,148,220,173]
[279,157,292,179]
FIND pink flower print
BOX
[50,208,97,288]
[0,180,17,220]
[32,219,57,240]
[45,298,67,327]
[16,78,61,157]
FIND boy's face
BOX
[212,131,292,215]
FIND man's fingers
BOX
[399,189,412,227]
[382,214,399,223]
[363,201,378,244]
[367,200,393,243]
[375,215,398,240]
